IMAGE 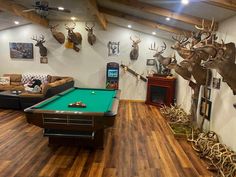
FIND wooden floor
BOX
[0,101,214,177]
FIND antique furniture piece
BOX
[146,76,176,107]
[24,87,120,148]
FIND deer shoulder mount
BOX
[85,22,96,46]
[50,24,65,44]
[149,42,171,75]
[203,45,236,95]
[65,22,82,52]
[32,35,47,58]
[130,36,141,60]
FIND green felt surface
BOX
[35,88,117,113]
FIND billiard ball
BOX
[91,91,95,94]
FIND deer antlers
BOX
[130,36,141,43]
[31,35,45,43]
[65,22,76,30]
[172,35,188,45]
[85,22,95,29]
[195,18,216,33]
[149,42,167,54]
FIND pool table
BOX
[24,87,120,148]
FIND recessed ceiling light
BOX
[58,7,64,11]
[152,31,156,35]
[127,24,132,28]
[166,17,170,21]
[181,0,189,5]
[71,16,76,21]
[14,21,19,25]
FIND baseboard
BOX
[120,99,145,103]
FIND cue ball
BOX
[91,91,95,94]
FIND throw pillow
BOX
[0,77,10,85]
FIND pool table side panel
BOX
[25,113,112,131]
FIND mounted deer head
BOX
[171,35,194,59]
[130,36,141,60]
[49,24,65,44]
[32,35,47,57]
[85,22,96,46]
[167,55,191,81]
[65,22,82,52]
[180,59,211,86]
[149,42,171,75]
[203,54,236,95]
[171,35,189,50]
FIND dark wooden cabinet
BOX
[145,76,176,107]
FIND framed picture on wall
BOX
[212,77,221,89]
[200,97,212,121]
[9,42,33,59]
[107,41,120,56]
[146,59,156,66]
[203,87,211,100]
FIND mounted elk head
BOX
[49,24,65,44]
[85,22,96,45]
[130,36,141,60]
[65,22,82,52]
[32,35,47,57]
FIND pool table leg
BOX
[94,129,104,149]
[47,129,105,149]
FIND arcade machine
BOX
[106,62,119,89]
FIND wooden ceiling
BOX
[0,0,235,39]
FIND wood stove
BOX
[146,76,176,107]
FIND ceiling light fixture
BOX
[71,16,76,21]
[14,21,19,25]
[127,24,132,28]
[181,0,189,5]
[58,7,65,11]
[152,32,156,35]
[166,17,170,21]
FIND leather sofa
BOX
[0,74,74,109]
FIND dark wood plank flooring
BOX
[0,101,214,177]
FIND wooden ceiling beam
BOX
[110,0,218,30]
[88,0,107,30]
[0,0,48,27]
[202,0,236,11]
[99,7,192,35]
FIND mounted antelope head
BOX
[32,35,47,57]
[85,22,96,46]
[49,24,65,44]
[65,22,82,52]
[130,36,141,60]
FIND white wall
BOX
[211,15,236,151]
[0,22,173,100]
